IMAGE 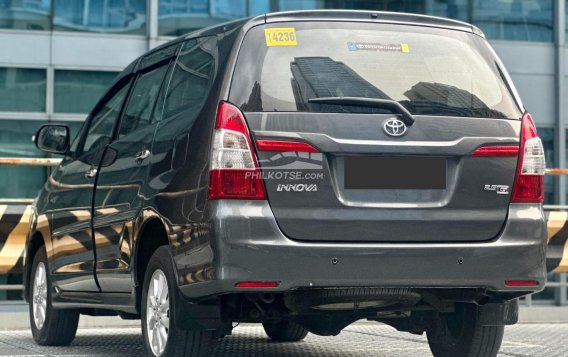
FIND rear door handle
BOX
[85,167,97,179]
[135,149,151,162]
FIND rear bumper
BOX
[176,202,547,299]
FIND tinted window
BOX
[162,37,216,122]
[80,80,131,155]
[230,22,522,119]
[119,64,170,137]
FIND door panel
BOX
[48,158,98,292]
[93,125,157,292]
[48,78,133,292]
[93,61,171,292]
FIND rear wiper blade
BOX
[405,100,507,119]
[308,97,415,126]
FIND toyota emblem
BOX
[383,118,407,137]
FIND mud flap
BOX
[174,291,224,331]
[478,299,519,326]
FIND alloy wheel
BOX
[146,269,170,356]
[32,262,48,330]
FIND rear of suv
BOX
[25,10,546,357]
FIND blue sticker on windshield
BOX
[347,42,409,53]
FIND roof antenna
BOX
[371,13,378,19]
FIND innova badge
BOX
[383,118,407,137]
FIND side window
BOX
[162,37,217,122]
[118,63,170,138]
[78,79,131,157]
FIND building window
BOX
[53,0,147,34]
[471,0,553,42]
[0,0,51,31]
[54,70,119,114]
[0,68,46,112]
[0,120,47,199]
[158,0,251,36]
[157,0,553,42]
[566,0,568,42]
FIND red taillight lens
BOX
[208,102,266,200]
[511,113,546,203]
[471,145,519,157]
[256,139,319,153]
[215,100,249,132]
[209,169,265,199]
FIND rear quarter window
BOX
[162,37,218,122]
[229,22,522,119]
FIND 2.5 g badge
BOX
[483,184,510,195]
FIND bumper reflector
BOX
[505,280,539,287]
[235,281,279,288]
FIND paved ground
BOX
[0,323,566,357]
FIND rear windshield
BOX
[230,22,522,119]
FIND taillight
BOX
[256,139,320,153]
[208,102,266,200]
[471,145,519,157]
[511,113,546,203]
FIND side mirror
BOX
[34,124,70,155]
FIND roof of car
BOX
[256,10,479,34]
[185,10,482,40]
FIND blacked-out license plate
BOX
[344,156,446,189]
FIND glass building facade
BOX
[0,0,566,303]
[0,1,557,40]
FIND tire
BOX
[141,246,216,357]
[426,303,504,357]
[28,247,79,346]
[263,320,309,342]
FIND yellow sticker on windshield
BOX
[265,28,297,47]
[401,43,410,53]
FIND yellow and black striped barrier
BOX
[0,204,32,275]
[546,210,568,273]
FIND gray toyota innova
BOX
[25,10,547,357]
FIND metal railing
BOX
[0,158,61,167]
